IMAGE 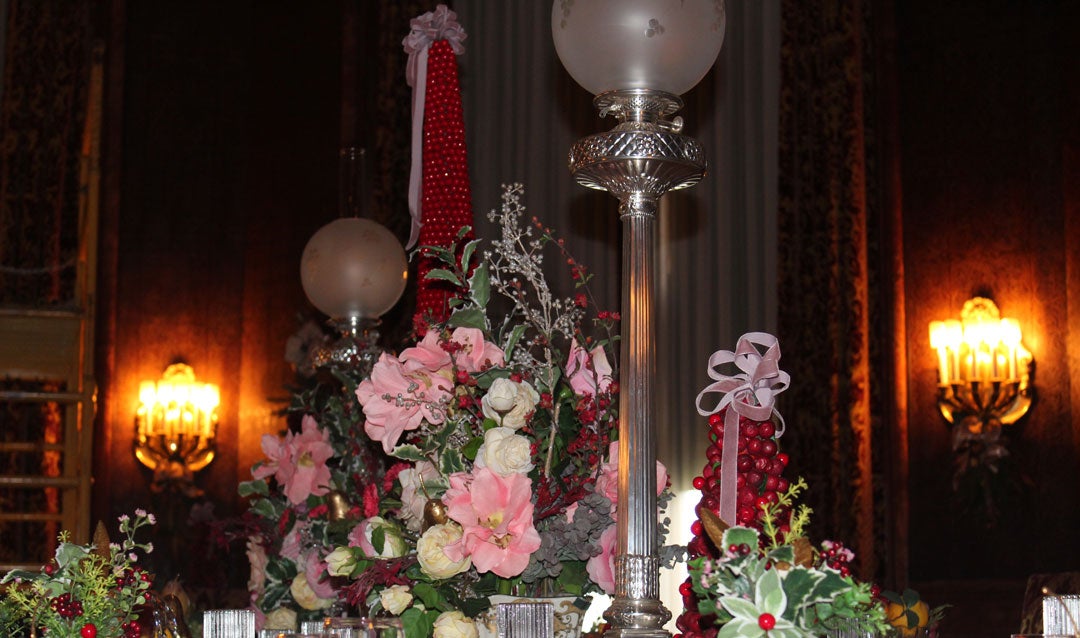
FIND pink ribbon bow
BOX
[695,332,789,526]
[402,5,467,250]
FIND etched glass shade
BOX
[551,0,726,96]
[300,218,408,320]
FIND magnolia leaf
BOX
[792,536,814,567]
[447,308,487,330]
[901,588,921,608]
[238,479,269,498]
[392,445,427,462]
[425,268,462,286]
[469,263,490,307]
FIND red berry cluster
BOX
[121,620,142,638]
[676,409,793,638]
[819,540,854,578]
[50,593,84,618]
[114,566,152,591]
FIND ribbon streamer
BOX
[402,4,467,250]
[695,332,790,527]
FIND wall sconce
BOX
[929,297,1034,434]
[134,363,220,494]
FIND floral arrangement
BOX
[0,511,157,638]
[239,184,677,637]
[687,479,888,638]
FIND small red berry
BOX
[692,476,706,490]
[758,613,776,630]
[81,623,98,638]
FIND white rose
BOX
[417,522,471,579]
[481,378,540,430]
[263,606,298,631]
[379,584,414,616]
[433,611,479,638]
[324,546,357,577]
[475,427,534,476]
[289,573,334,610]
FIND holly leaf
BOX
[425,268,462,286]
[238,479,269,498]
[447,308,487,330]
[391,445,427,462]
[469,263,490,307]
[461,239,481,273]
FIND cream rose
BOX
[474,427,534,476]
[417,522,471,579]
[433,610,479,638]
[481,378,539,430]
[289,573,334,610]
[379,584,413,616]
[245,536,268,598]
[263,606,298,631]
[324,546,357,577]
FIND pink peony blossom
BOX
[449,327,505,372]
[586,524,617,594]
[595,441,669,517]
[400,329,452,372]
[442,468,541,578]
[565,339,613,397]
[252,416,334,505]
[356,352,453,453]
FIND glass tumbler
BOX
[325,616,405,638]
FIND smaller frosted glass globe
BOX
[300,218,408,320]
[552,0,726,97]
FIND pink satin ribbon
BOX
[695,332,790,526]
[402,4,467,250]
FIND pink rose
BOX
[280,520,307,561]
[245,536,268,601]
[252,416,334,505]
[442,468,541,578]
[449,327,505,372]
[356,353,453,453]
[400,330,452,372]
[586,524,617,594]
[302,549,336,600]
[595,441,669,517]
[565,339,613,397]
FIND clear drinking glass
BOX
[496,601,554,638]
[325,616,405,638]
[203,608,257,638]
[1043,594,1080,636]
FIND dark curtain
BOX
[777,0,901,580]
[0,0,93,306]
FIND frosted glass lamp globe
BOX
[551,0,726,97]
[300,218,408,320]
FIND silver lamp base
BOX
[569,89,707,638]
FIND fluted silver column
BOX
[568,89,706,638]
